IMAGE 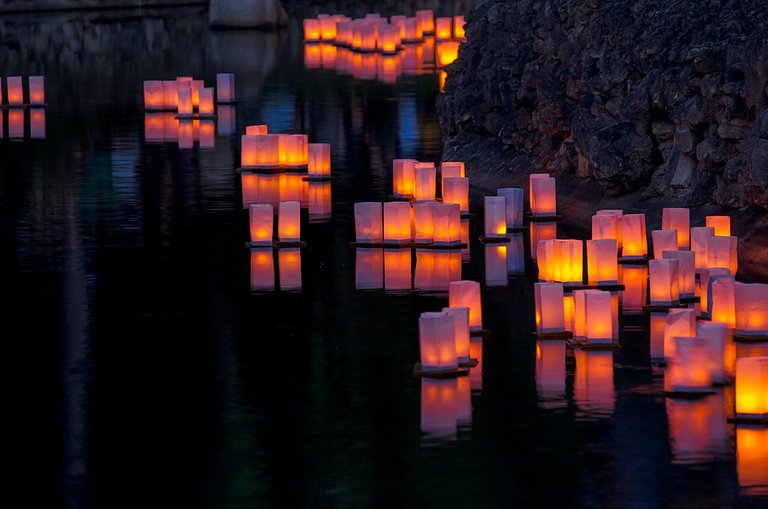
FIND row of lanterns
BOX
[143,73,235,112]
[240,128,331,179]
[0,75,45,106]
[242,173,331,223]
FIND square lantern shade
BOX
[403,17,423,42]
[734,283,768,336]
[216,73,236,103]
[537,239,556,282]
[308,143,331,178]
[278,248,302,291]
[735,357,768,421]
[319,16,337,41]
[706,215,731,237]
[6,76,23,105]
[649,258,680,306]
[413,201,434,244]
[707,235,738,275]
[383,202,412,244]
[435,17,453,40]
[177,87,193,117]
[303,18,321,41]
[27,76,44,105]
[592,214,621,251]
[441,162,465,196]
[393,159,418,196]
[379,26,399,54]
[279,134,308,168]
[652,230,678,259]
[498,188,524,229]
[536,340,566,409]
[663,250,695,298]
[443,178,469,213]
[534,282,565,334]
[697,321,729,385]
[529,173,557,217]
[736,426,768,496]
[701,268,732,317]
[419,312,458,371]
[415,9,435,33]
[662,208,690,249]
[530,222,557,259]
[198,88,215,116]
[242,134,280,168]
[587,239,618,286]
[664,308,696,360]
[431,203,461,246]
[483,196,507,238]
[552,239,583,286]
[453,15,466,39]
[189,80,203,106]
[355,248,383,290]
[143,80,164,110]
[250,248,275,292]
[442,306,470,363]
[449,280,482,330]
[690,227,715,270]
[354,202,383,244]
[414,164,437,201]
[246,125,268,135]
[249,204,274,246]
[583,290,614,344]
[277,201,301,243]
[710,278,737,328]
[620,265,648,314]
[620,214,647,259]
[667,336,713,393]
[162,80,178,109]
[384,248,412,291]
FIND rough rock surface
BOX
[438,0,768,280]
[209,0,289,28]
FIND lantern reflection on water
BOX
[507,234,526,274]
[449,280,482,330]
[662,207,690,249]
[178,120,194,149]
[536,340,567,409]
[649,258,680,306]
[736,425,768,497]
[431,203,461,246]
[529,173,557,217]
[498,188,524,229]
[307,182,332,223]
[414,249,461,292]
[574,350,615,419]
[216,73,235,103]
[28,76,44,105]
[420,378,471,445]
[651,229,678,259]
[8,108,23,139]
[384,248,411,291]
[649,312,666,360]
[250,248,275,292]
[620,214,647,260]
[735,357,768,422]
[534,282,565,334]
[6,76,23,105]
[587,239,618,286]
[664,308,696,360]
[277,201,301,243]
[30,109,45,139]
[484,244,508,287]
[530,222,557,259]
[177,87,193,117]
[663,250,695,298]
[666,393,728,465]
[354,202,383,244]
[383,202,412,244]
[442,177,469,213]
[706,215,731,237]
[734,283,768,336]
[278,249,302,291]
[706,235,738,275]
[436,41,460,68]
[355,248,383,290]
[690,226,715,270]
[620,265,648,314]
[304,43,322,68]
[248,204,274,246]
[469,340,483,392]
[666,336,713,394]
[217,105,236,136]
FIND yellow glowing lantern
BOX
[355,248,383,290]
[216,73,235,103]
[414,163,437,201]
[248,204,274,246]
[6,76,23,105]
[735,357,768,421]
[453,15,466,40]
[413,201,434,244]
[534,282,565,334]
[574,350,615,418]
[651,229,678,259]
[354,202,383,244]
[592,213,621,251]
[307,143,331,178]
[497,188,524,229]
[554,239,584,286]
[30,109,45,139]
[383,202,412,244]
[706,215,730,237]
[663,250,695,298]
[666,336,713,393]
[199,120,215,149]
[707,235,738,275]
[483,196,507,238]
[416,9,435,34]
[303,18,321,41]
[449,280,482,330]
[484,244,508,287]
[664,308,696,360]
[431,203,461,246]
[649,258,680,306]
[250,248,275,292]
[734,283,768,336]
[536,340,567,409]
[529,173,557,217]
[162,80,178,109]
[403,17,423,43]
[710,278,737,328]
[587,239,618,286]
[530,221,557,259]
[440,161,465,195]
[435,17,453,40]
[436,41,460,68]
[26,76,44,105]
[736,426,768,496]
[621,265,648,314]
[662,207,690,249]
[177,87,193,117]
[564,294,576,332]
[697,321,729,385]
[277,201,301,243]
[143,81,164,110]
[384,248,412,291]
[690,226,715,270]
[278,134,308,168]
[197,88,215,117]
[278,248,302,291]
[442,306,470,364]
[380,26,399,55]
[442,177,469,213]
[620,214,647,259]
[583,290,614,344]
[189,80,203,106]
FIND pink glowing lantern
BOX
[662,208,690,249]
[442,306,470,364]
[6,76,23,105]
[414,163,437,201]
[534,282,565,334]
[242,134,279,168]
[621,265,648,314]
[216,73,235,103]
[431,203,461,246]
[303,18,321,41]
[27,76,44,105]
[706,215,730,237]
[664,308,696,360]
[449,280,482,330]
[529,173,557,217]
[663,250,695,298]
[307,143,331,178]
[697,321,729,385]
[393,159,417,198]
[649,258,680,306]
[587,239,618,286]
[651,229,678,259]
[710,278,737,328]
[735,357,768,421]
[198,88,215,117]
[582,290,614,344]
[666,337,713,393]
[484,196,507,239]
[435,17,453,40]
[453,15,466,40]
[440,161,465,196]
[415,9,435,34]
[442,178,469,213]
[413,201,434,244]
[277,201,301,243]
[383,202,412,244]
[707,235,738,275]
[162,80,178,109]
[177,87,193,117]
[592,213,621,251]
[690,226,715,270]
[734,283,768,336]
[249,204,274,246]
[701,268,732,317]
[620,213,647,259]
[402,17,423,43]
[419,312,459,371]
[354,202,383,244]
[143,81,164,110]
[498,188,524,229]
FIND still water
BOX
[0,5,766,508]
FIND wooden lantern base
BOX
[302,175,335,182]
[237,165,285,174]
[479,235,512,244]
[3,103,47,109]
[412,363,469,378]
[642,302,689,313]
[664,388,717,399]
[470,329,492,338]
[618,256,649,265]
[568,338,621,350]
[245,241,276,249]
[679,295,700,304]
[526,212,562,222]
[274,240,307,248]
[506,226,528,233]
[728,415,768,425]
[564,284,625,293]
[458,357,479,368]
[733,333,768,343]
[175,113,218,120]
[531,330,573,340]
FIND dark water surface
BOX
[1,5,766,508]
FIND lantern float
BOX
[383,202,412,245]
[534,282,566,335]
[587,239,619,286]
[664,308,696,360]
[690,226,715,270]
[706,235,738,275]
[442,306,471,365]
[619,214,647,260]
[735,357,768,422]
[710,278,737,328]
[663,250,695,298]
[449,280,483,331]
[198,88,215,118]
[355,248,383,290]
[6,76,23,105]
[216,73,236,103]
[277,201,301,244]
[413,202,434,245]
[666,336,714,395]
[143,81,164,110]
[442,177,469,214]
[431,203,461,246]
[697,321,729,385]
[648,258,680,306]
[393,159,417,198]
[307,143,331,179]
[651,229,678,259]
[734,283,768,337]
[529,173,557,217]
[706,215,731,237]
[497,188,524,230]
[354,202,383,245]
[482,196,508,241]
[248,204,274,246]
[662,207,690,249]
[417,311,460,374]
[414,163,437,201]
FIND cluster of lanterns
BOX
[0,76,46,140]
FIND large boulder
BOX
[209,0,288,29]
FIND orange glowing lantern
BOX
[706,215,730,236]
[279,134,308,168]
[413,201,434,244]
[197,88,215,117]
[563,293,576,332]
[277,201,301,243]
[736,426,768,496]
[243,134,281,169]
[440,161,465,196]
[649,258,680,306]
[690,226,715,270]
[416,9,435,34]
[534,282,565,334]
[735,357,768,421]
[621,265,648,314]
[383,202,412,244]
[380,26,399,55]
[483,196,507,239]
[701,268,732,317]
[8,108,23,139]
[666,336,713,393]
[536,239,556,282]
[664,308,696,360]
[529,173,557,217]
[662,207,690,249]
[449,280,482,330]
[189,80,203,106]
[355,248,383,290]
[354,202,383,244]
[319,16,337,41]
[414,163,437,201]
[199,120,215,149]
[592,213,621,251]
[554,239,584,286]
[484,244,508,287]
[453,15,466,40]
[663,250,695,298]
[587,239,618,286]
[651,229,678,259]
[435,17,452,40]
[536,340,567,409]
[162,80,178,109]
[431,203,461,246]
[710,278,737,328]
[304,18,321,41]
[583,290,614,344]
[574,350,615,418]
[278,248,302,291]
[697,321,729,384]
[216,73,235,103]
[498,188,524,229]
[246,125,268,136]
[143,81,164,110]
[393,159,417,197]
[530,221,557,259]
[442,306,470,364]
[307,143,331,178]
[442,177,469,213]
[419,311,458,371]
[250,248,275,292]
[26,76,44,105]
[6,76,23,105]
[403,17,423,43]
[620,214,647,259]
[707,235,738,275]
[248,203,274,246]
[734,283,768,336]
[436,41,460,68]
[177,87,193,118]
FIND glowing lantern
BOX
[419,311,458,371]
[6,76,23,105]
[663,250,695,298]
[707,235,738,275]
[431,203,461,246]
[484,244,508,287]
[706,215,730,236]
[303,18,321,41]
[536,240,556,282]
[30,109,45,139]
[414,163,437,201]
[8,109,23,139]
[249,248,275,292]
[380,26,399,55]
[735,357,768,421]
[483,196,507,239]
[354,202,383,244]
[277,201,301,243]
[403,17,423,43]
[279,134,308,168]
[248,204,274,246]
[216,73,235,103]
[534,282,565,334]
[194,87,214,117]
[651,229,678,259]
[355,248,383,290]
[697,321,729,384]
[449,280,482,330]
[189,80,203,106]
[529,173,557,217]
[620,214,647,259]
[701,268,732,317]
[442,178,469,214]
[662,207,690,249]
[440,161,465,194]
[383,202,412,244]
[690,227,715,270]
[664,308,696,360]
[319,16,337,41]
[666,336,713,393]
[413,201,434,244]
[710,278,737,328]
[435,41,458,68]
[278,249,302,291]
[553,239,583,286]
[162,80,178,109]
[574,350,615,418]
[143,81,164,110]
[307,143,331,178]
[453,15,466,40]
[392,159,417,198]
[621,265,648,314]
[649,258,680,306]
[435,17,453,40]
[217,105,235,136]
[442,306,470,364]
[734,283,768,336]
[177,87,193,117]
[583,290,614,344]
[736,426,768,496]
[530,222,557,259]
[415,9,435,34]
[307,182,332,223]
[536,340,567,409]
[246,134,281,168]
[592,213,621,251]
[587,239,618,286]
[497,188,524,229]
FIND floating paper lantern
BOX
[554,239,583,286]
[440,161,465,196]
[706,215,730,237]
[697,321,729,385]
[162,80,178,109]
[563,294,576,333]
[197,88,215,117]
[442,178,469,214]
[26,76,44,105]
[574,349,615,418]
[431,203,461,246]
[442,306,470,364]
[278,248,302,291]
[663,250,695,298]
[189,80,204,106]
[319,16,337,41]
[701,268,732,317]
[6,76,23,105]
[529,173,557,217]
[383,202,412,244]
[621,265,648,314]
[250,248,275,292]
[710,278,737,328]
[707,235,738,275]
[402,17,423,43]
[379,26,399,54]
[734,283,768,336]
[587,239,618,286]
[413,201,434,244]
[591,214,621,252]
[436,41,460,68]
[536,340,567,409]
[735,357,768,421]
[279,134,308,168]
[415,9,435,34]
[419,311,458,371]
[453,15,466,40]
[249,204,274,246]
[536,240,556,282]
[530,222,557,259]
[484,244,508,287]
[246,134,281,168]
[664,308,696,360]
[497,188,524,229]
[177,87,193,117]
[216,73,235,103]
[583,290,614,344]
[666,336,712,393]
[307,143,331,178]
[277,201,301,243]
[355,248,383,290]
[392,159,417,198]
[651,229,678,259]
[354,202,383,244]
[29,109,45,139]
[435,17,453,40]
[414,163,437,201]
[143,81,164,110]
[690,226,715,270]
[649,258,680,306]
[736,426,768,496]
[662,208,690,249]
[620,214,647,259]
[303,18,321,41]
[483,196,507,239]
[534,282,565,334]
[449,280,482,330]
